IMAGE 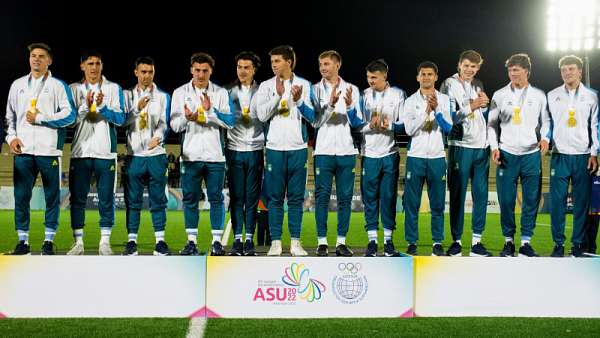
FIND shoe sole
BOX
[316,252,328,257]
[153,251,169,256]
[469,252,492,257]
[336,252,353,257]
[431,254,446,256]
[124,251,138,256]
[364,254,377,257]
[243,252,257,256]
[448,252,462,257]
[290,252,308,257]
[517,253,538,257]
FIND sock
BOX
[44,228,56,242]
[100,227,111,244]
[318,237,328,246]
[128,233,138,243]
[18,230,29,244]
[433,242,441,246]
[367,230,378,243]
[186,229,198,243]
[155,231,165,243]
[211,230,223,244]
[336,236,346,246]
[234,234,242,241]
[74,229,84,245]
[455,239,462,245]
[383,228,393,242]
[472,234,481,245]
[505,237,513,243]
[245,233,253,241]
[521,236,531,246]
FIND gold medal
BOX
[279,99,289,117]
[567,108,577,128]
[139,110,148,130]
[197,107,206,124]
[512,106,521,125]
[30,98,37,112]
[242,106,250,124]
[87,102,98,122]
[468,111,475,120]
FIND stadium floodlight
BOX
[546,0,599,85]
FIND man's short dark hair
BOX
[366,59,389,73]
[458,50,483,66]
[558,55,583,70]
[505,53,532,72]
[190,52,215,68]
[235,51,261,69]
[80,50,102,63]
[269,45,296,69]
[28,43,52,58]
[135,56,155,68]
[417,61,439,75]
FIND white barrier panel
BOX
[205,257,414,318]
[0,257,206,318]
[415,257,600,317]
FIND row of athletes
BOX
[6,43,598,258]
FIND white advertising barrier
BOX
[415,257,600,317]
[205,257,414,318]
[0,257,206,318]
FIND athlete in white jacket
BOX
[170,52,235,256]
[6,43,76,255]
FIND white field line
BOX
[186,317,207,338]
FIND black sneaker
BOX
[41,241,54,255]
[500,241,516,257]
[211,241,225,256]
[123,241,138,256]
[316,244,328,257]
[570,244,586,258]
[12,240,30,255]
[180,241,199,256]
[154,240,171,256]
[406,243,417,256]
[365,240,377,257]
[551,244,564,257]
[229,239,243,256]
[446,242,462,256]
[432,244,446,256]
[335,244,353,257]
[243,239,256,256]
[384,240,400,257]
[518,243,539,257]
[470,243,493,257]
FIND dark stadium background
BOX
[1,0,597,145]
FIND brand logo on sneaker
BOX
[332,262,368,304]
[252,263,326,304]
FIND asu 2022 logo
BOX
[253,263,326,304]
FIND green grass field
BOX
[2,317,600,337]
[0,210,590,256]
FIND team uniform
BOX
[487,83,551,257]
[225,81,264,255]
[403,90,453,256]
[359,84,405,256]
[122,83,171,255]
[256,74,315,255]
[170,80,235,255]
[68,76,127,255]
[440,74,492,256]
[6,71,76,254]
[547,83,599,256]
[312,77,363,255]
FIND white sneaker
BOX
[99,242,113,256]
[267,240,282,256]
[67,242,84,255]
[290,239,308,256]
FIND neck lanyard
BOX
[28,72,49,101]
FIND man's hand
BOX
[26,109,39,124]
[588,156,598,173]
[10,138,23,154]
[491,149,501,165]
[184,104,197,121]
[202,93,212,112]
[138,96,150,111]
[329,82,340,106]
[95,91,104,106]
[148,137,160,150]
[343,87,353,107]
[427,94,438,113]
[539,139,549,156]
[291,85,303,102]
[370,113,381,131]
